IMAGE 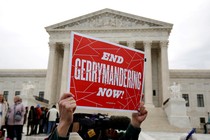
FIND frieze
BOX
[48,30,167,45]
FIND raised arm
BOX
[120,102,148,140]
[48,93,76,140]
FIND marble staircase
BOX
[141,107,190,132]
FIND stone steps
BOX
[141,107,189,132]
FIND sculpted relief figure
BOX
[22,81,35,98]
[23,81,35,90]
[64,13,154,29]
[169,82,182,99]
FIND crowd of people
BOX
[0,92,148,140]
[25,104,59,136]
[0,92,59,140]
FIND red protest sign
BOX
[68,32,145,111]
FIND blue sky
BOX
[0,0,210,69]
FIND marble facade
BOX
[0,9,210,131]
[45,8,173,108]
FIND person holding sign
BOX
[47,92,148,140]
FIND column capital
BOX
[160,41,169,48]
[62,42,70,50]
[63,42,70,46]
[109,40,117,44]
[48,42,56,46]
[112,40,119,44]
[143,41,152,48]
[48,42,57,50]
[127,41,136,48]
[143,40,152,44]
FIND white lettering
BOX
[74,58,81,80]
[101,52,110,61]
[101,52,124,64]
[74,58,142,90]
[97,87,124,98]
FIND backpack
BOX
[14,111,22,121]
[15,111,22,122]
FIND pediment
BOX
[46,8,172,30]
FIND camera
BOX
[70,113,131,140]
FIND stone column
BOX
[160,41,170,105]
[127,41,135,49]
[60,42,70,97]
[144,41,154,107]
[45,42,57,104]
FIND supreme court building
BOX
[0,9,210,131]
[45,8,172,108]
